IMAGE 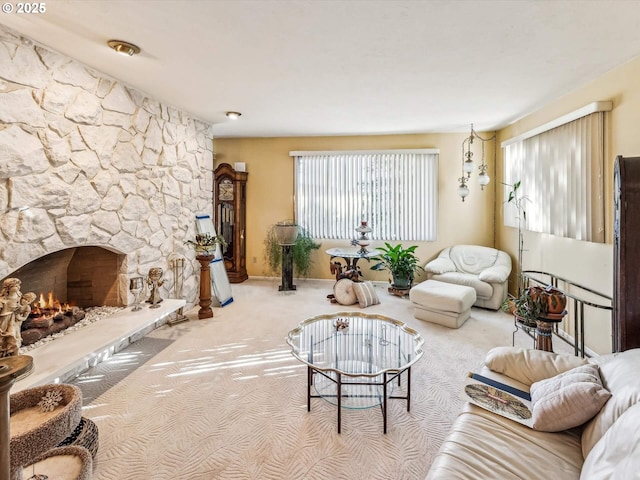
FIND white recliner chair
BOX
[423,245,512,310]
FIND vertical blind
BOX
[293,150,438,241]
[503,112,605,242]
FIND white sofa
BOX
[426,347,640,479]
[423,245,511,310]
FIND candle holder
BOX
[129,277,144,311]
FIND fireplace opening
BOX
[5,246,126,308]
[0,247,126,348]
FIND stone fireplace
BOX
[0,24,215,310]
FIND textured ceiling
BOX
[2,0,640,138]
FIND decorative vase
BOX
[529,285,567,317]
[274,223,299,246]
[543,287,567,314]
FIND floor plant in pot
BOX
[263,221,321,279]
[371,242,423,290]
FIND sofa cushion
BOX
[581,348,640,457]
[352,281,380,308]
[530,364,611,432]
[429,272,493,299]
[485,346,589,386]
[478,264,511,284]
[580,401,640,480]
[426,403,583,480]
[423,257,456,274]
[448,245,500,275]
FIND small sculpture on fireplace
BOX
[0,278,36,356]
[15,292,36,348]
[146,267,164,308]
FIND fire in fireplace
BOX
[32,291,73,316]
[21,291,85,347]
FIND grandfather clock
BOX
[214,163,248,283]
[613,155,640,351]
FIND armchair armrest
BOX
[424,257,456,274]
[484,346,589,386]
[478,265,511,283]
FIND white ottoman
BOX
[409,280,477,328]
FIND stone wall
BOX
[0,25,214,307]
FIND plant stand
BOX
[0,355,33,480]
[388,286,410,298]
[279,245,296,292]
[535,315,565,352]
[196,254,215,319]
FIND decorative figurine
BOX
[14,292,36,349]
[146,267,164,308]
[0,278,36,356]
[334,317,350,332]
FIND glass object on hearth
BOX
[129,276,144,311]
[355,220,372,254]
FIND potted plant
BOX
[263,222,321,277]
[504,180,529,296]
[371,242,423,290]
[185,233,226,256]
[513,285,566,327]
[513,287,546,328]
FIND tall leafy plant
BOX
[504,180,529,295]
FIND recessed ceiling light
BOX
[226,111,242,120]
[107,40,141,56]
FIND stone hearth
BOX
[13,298,186,393]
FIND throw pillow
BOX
[484,346,589,386]
[352,281,380,308]
[333,279,358,305]
[529,364,611,432]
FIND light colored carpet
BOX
[71,278,545,480]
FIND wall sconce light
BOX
[458,124,497,201]
[225,111,242,120]
[107,40,141,56]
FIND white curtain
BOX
[504,112,605,242]
[294,150,438,241]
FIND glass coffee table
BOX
[286,312,424,433]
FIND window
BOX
[503,105,607,243]
[292,149,438,241]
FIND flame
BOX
[31,291,70,316]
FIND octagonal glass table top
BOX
[287,312,424,409]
